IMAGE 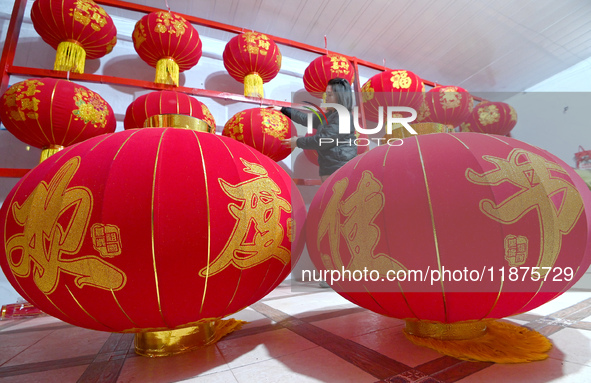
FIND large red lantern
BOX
[360,69,424,123]
[303,54,355,98]
[132,11,202,86]
[421,85,474,127]
[222,108,295,161]
[124,90,216,132]
[0,78,116,162]
[460,101,517,135]
[306,132,591,363]
[223,32,282,98]
[31,0,117,73]
[0,128,305,356]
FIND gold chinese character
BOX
[5,157,126,294]
[199,159,291,277]
[318,171,406,275]
[466,149,584,275]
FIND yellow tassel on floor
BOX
[210,318,247,344]
[404,319,552,363]
[155,58,180,86]
[55,41,86,73]
[244,73,264,98]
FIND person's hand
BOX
[266,105,282,111]
[281,136,298,150]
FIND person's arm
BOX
[281,107,323,130]
[296,120,339,151]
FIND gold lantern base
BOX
[404,319,552,363]
[55,41,86,74]
[144,114,214,132]
[155,58,180,86]
[134,319,246,357]
[244,73,264,98]
[40,144,64,163]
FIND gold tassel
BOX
[54,41,86,74]
[40,145,64,163]
[244,73,264,98]
[155,58,180,86]
[404,319,552,364]
[134,318,246,357]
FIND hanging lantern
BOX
[360,69,424,123]
[306,132,591,363]
[223,32,282,98]
[382,122,451,142]
[222,108,295,162]
[303,54,355,99]
[31,0,117,73]
[460,101,517,135]
[132,11,202,86]
[0,128,305,357]
[124,90,216,132]
[421,85,474,128]
[0,78,116,162]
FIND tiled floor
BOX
[2,281,591,382]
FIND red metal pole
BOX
[0,0,27,95]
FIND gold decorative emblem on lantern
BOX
[73,87,110,128]
[439,87,462,109]
[361,80,374,102]
[390,70,412,89]
[261,109,288,139]
[477,104,500,125]
[2,79,43,121]
[504,235,528,267]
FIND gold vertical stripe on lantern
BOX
[54,41,86,73]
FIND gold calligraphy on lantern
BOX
[466,149,584,275]
[317,171,407,275]
[2,79,43,122]
[477,103,500,125]
[509,105,517,122]
[70,0,108,31]
[72,87,110,129]
[439,87,462,109]
[361,80,375,102]
[199,159,291,277]
[201,104,216,131]
[329,55,351,76]
[133,23,147,47]
[261,109,288,139]
[5,157,126,295]
[390,70,412,89]
[242,32,271,56]
[154,12,187,37]
[225,113,245,141]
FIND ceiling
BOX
[98,0,591,93]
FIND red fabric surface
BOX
[31,0,117,59]
[0,129,304,332]
[306,132,591,323]
[132,11,202,71]
[0,78,116,148]
[303,54,355,97]
[123,90,216,131]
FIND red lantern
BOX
[0,78,116,162]
[223,32,282,98]
[460,101,517,135]
[124,90,216,132]
[222,108,295,162]
[360,69,424,123]
[0,128,305,356]
[421,85,474,128]
[31,0,117,73]
[132,11,202,86]
[383,122,450,141]
[306,132,591,362]
[303,54,355,98]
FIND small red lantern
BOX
[222,108,294,161]
[31,0,117,73]
[303,54,355,98]
[460,101,517,135]
[0,78,116,162]
[223,32,282,98]
[132,11,202,86]
[124,90,216,132]
[0,128,305,356]
[360,69,424,123]
[306,132,591,362]
[421,85,474,128]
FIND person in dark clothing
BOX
[281,78,357,182]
